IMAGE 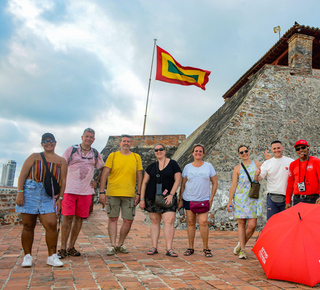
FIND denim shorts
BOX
[15,179,55,214]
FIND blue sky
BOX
[1,0,320,185]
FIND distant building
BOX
[0,160,17,187]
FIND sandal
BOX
[57,249,67,259]
[147,247,158,255]
[67,247,81,256]
[183,248,194,256]
[166,249,178,257]
[203,249,212,258]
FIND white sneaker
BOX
[239,249,247,259]
[47,254,63,267]
[234,242,241,255]
[21,254,33,267]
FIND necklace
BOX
[80,144,91,151]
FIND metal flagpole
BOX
[142,39,157,136]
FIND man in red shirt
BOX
[285,140,320,208]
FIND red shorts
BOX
[61,193,92,218]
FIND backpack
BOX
[69,144,99,164]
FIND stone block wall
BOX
[0,188,21,226]
[174,64,320,230]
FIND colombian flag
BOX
[156,46,210,90]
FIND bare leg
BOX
[20,213,38,255]
[162,211,176,250]
[186,210,197,249]
[68,215,83,249]
[60,215,74,250]
[245,218,257,244]
[149,213,161,248]
[198,212,209,249]
[108,217,119,246]
[39,213,58,256]
[238,218,247,250]
[117,218,133,247]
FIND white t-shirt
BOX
[260,156,294,195]
[182,162,216,201]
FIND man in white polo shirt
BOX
[254,140,294,220]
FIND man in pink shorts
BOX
[58,128,104,258]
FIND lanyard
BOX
[299,157,309,184]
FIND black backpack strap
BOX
[69,145,79,163]
[241,162,252,183]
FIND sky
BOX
[1,0,320,186]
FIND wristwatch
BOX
[59,196,63,200]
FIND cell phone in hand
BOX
[178,207,185,216]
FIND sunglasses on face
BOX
[42,140,55,144]
[239,150,249,155]
[295,146,307,151]
[154,148,164,152]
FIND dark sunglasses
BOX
[154,148,164,152]
[81,156,93,160]
[239,150,249,154]
[295,146,307,151]
[42,140,55,144]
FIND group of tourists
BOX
[15,130,320,267]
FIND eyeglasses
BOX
[295,146,307,151]
[239,150,249,154]
[42,140,55,144]
[154,148,164,152]
[81,156,93,160]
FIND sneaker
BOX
[47,254,64,267]
[100,208,105,211]
[233,242,241,255]
[107,246,117,256]
[117,245,129,254]
[239,249,247,259]
[21,254,33,267]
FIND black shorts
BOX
[145,198,177,214]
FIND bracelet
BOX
[140,198,145,201]
[59,196,63,200]
[18,190,24,193]
[169,193,174,196]
[99,192,105,194]
[136,193,141,196]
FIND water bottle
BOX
[228,205,234,220]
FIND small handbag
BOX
[40,152,60,198]
[154,162,177,209]
[189,200,210,214]
[241,162,260,199]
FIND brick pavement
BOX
[0,205,318,290]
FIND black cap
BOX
[41,133,56,142]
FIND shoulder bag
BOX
[241,162,260,199]
[40,152,60,198]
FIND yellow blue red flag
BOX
[156,46,210,90]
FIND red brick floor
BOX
[0,205,318,289]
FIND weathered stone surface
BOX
[174,64,320,230]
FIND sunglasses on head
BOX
[239,150,249,155]
[295,146,307,151]
[154,148,164,152]
[42,140,55,144]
